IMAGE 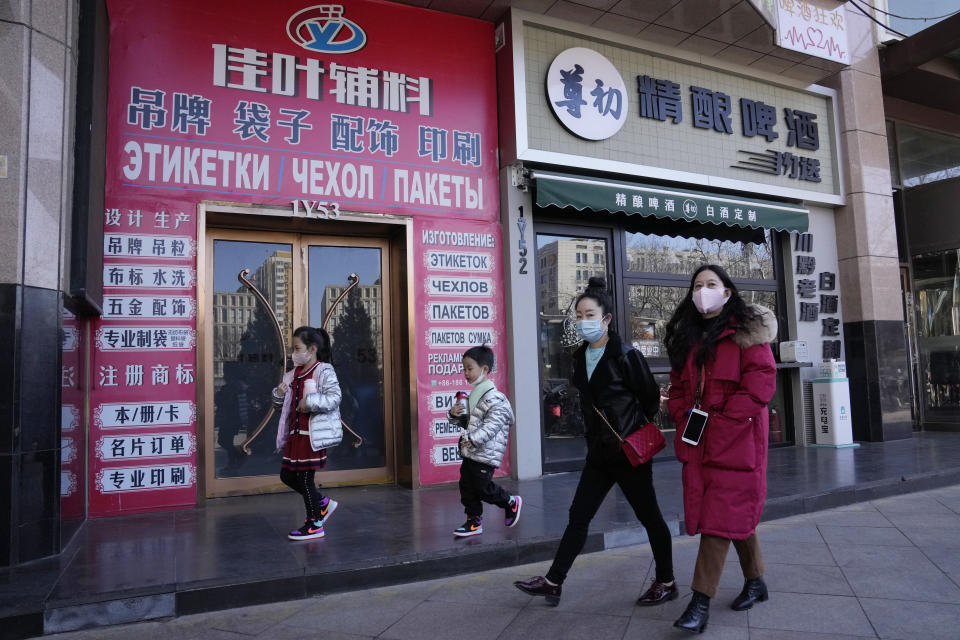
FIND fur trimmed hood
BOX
[732,304,777,349]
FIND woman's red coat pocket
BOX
[702,413,759,471]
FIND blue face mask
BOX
[576,319,606,343]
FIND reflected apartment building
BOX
[212,250,291,388]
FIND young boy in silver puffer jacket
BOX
[447,345,521,537]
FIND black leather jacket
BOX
[571,330,660,458]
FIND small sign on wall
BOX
[775,0,849,65]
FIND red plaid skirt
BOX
[281,431,327,471]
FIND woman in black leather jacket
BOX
[515,277,675,607]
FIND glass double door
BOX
[204,230,393,496]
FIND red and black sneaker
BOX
[453,516,483,537]
[288,520,324,541]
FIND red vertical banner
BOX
[60,310,86,521]
[90,200,198,515]
[414,218,510,485]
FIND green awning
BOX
[533,171,808,233]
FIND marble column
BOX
[0,0,80,567]
[821,8,912,441]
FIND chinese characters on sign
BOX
[96,464,194,493]
[547,49,825,184]
[93,204,198,515]
[776,0,849,65]
[794,232,843,360]
[116,32,493,214]
[733,107,821,183]
[547,48,629,141]
[97,432,196,461]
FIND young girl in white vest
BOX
[273,326,342,540]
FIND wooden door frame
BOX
[197,203,416,499]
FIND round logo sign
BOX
[546,47,628,141]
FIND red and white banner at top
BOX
[105,0,499,221]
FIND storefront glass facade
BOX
[890,122,960,430]
[534,215,795,471]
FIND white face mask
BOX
[470,372,486,386]
[291,351,312,367]
[692,287,729,315]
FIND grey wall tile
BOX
[0,21,28,285]
[60,43,75,293]
[0,0,31,25]
[23,31,65,290]
[30,0,65,43]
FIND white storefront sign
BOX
[546,47,628,141]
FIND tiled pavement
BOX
[41,484,960,640]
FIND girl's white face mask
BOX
[291,351,312,366]
[692,287,729,315]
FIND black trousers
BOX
[459,457,512,517]
[280,468,325,522]
[546,451,674,585]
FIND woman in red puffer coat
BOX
[664,264,777,634]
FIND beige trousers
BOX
[691,533,764,598]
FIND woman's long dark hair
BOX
[663,265,755,370]
[575,276,616,333]
[292,326,332,363]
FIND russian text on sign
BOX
[122,141,270,191]
[394,170,484,210]
[426,327,496,348]
[291,159,374,198]
[425,251,492,271]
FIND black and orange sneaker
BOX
[288,520,324,541]
[319,497,338,523]
[453,516,483,537]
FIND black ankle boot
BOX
[731,576,768,611]
[673,591,710,634]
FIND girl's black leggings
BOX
[280,468,324,522]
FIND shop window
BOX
[535,232,610,470]
[914,248,960,425]
[625,284,778,360]
[895,124,960,187]
[625,230,775,280]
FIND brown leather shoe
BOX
[514,576,561,605]
[636,580,679,606]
